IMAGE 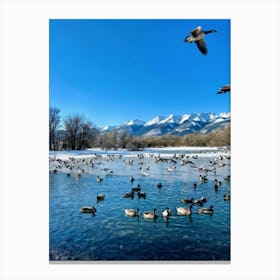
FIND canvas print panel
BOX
[49,19,230,261]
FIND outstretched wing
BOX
[217,84,231,94]
[222,85,231,92]
[185,35,193,43]
[195,38,208,55]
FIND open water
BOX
[49,149,230,261]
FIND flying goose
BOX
[185,26,216,55]
[217,84,231,94]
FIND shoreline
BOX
[49,146,230,160]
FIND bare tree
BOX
[63,114,98,150]
[118,131,132,149]
[98,130,118,149]
[49,107,61,150]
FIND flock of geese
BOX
[185,25,230,95]
[50,151,230,223]
[120,173,230,222]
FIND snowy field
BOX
[49,146,230,161]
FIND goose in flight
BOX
[217,84,231,94]
[185,26,216,55]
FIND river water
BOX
[49,148,230,261]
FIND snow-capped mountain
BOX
[123,119,146,126]
[144,116,165,126]
[101,125,117,132]
[100,112,230,136]
[157,114,182,125]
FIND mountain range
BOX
[100,112,230,137]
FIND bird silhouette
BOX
[185,26,216,55]
[217,84,230,94]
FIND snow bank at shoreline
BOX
[144,146,227,151]
[49,146,230,160]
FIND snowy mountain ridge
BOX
[101,112,230,136]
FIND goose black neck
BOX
[205,30,216,34]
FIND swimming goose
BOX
[217,84,230,94]
[180,198,194,204]
[223,194,230,200]
[131,184,141,192]
[199,175,208,183]
[101,167,110,172]
[157,182,163,189]
[176,204,193,216]
[162,207,172,218]
[193,199,204,206]
[123,191,134,199]
[185,26,216,55]
[143,208,158,219]
[125,208,139,217]
[130,176,135,183]
[137,191,146,199]
[199,196,207,203]
[214,179,222,187]
[167,166,176,172]
[80,206,97,214]
[214,182,219,191]
[224,175,231,181]
[198,205,214,214]
[140,167,149,176]
[96,193,105,202]
[96,176,103,182]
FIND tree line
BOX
[49,107,230,151]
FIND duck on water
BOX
[80,206,97,214]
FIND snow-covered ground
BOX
[49,146,230,160]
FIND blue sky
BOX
[49,19,230,128]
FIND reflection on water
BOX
[49,150,230,261]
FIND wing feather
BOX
[195,38,208,55]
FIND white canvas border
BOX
[0,0,279,279]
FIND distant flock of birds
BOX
[185,25,230,95]
[50,151,230,223]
